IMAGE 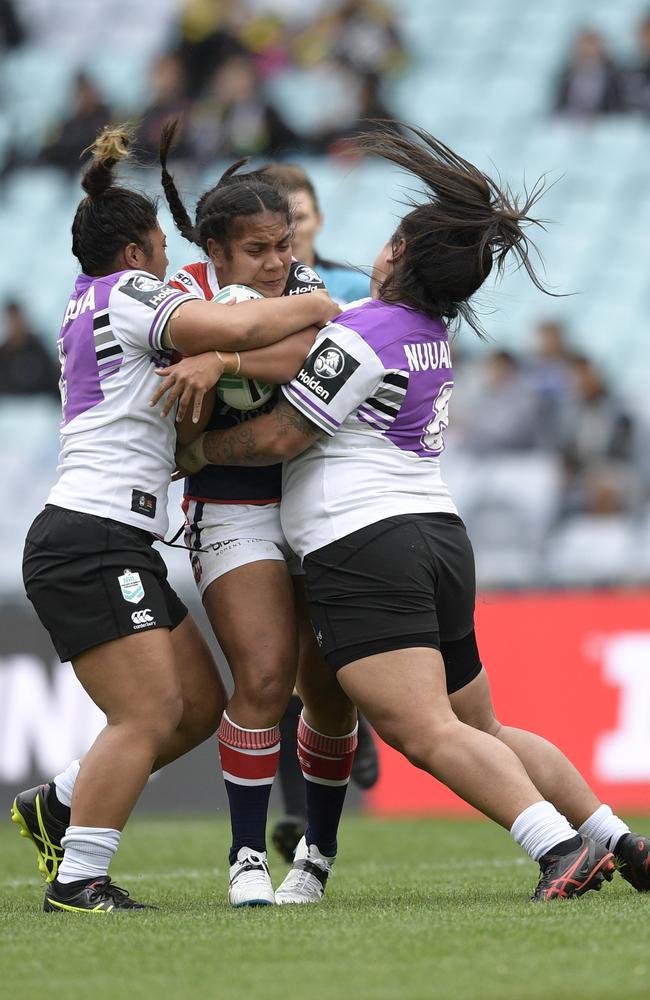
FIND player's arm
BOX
[151,328,318,420]
[177,397,322,471]
[166,292,338,355]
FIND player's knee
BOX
[456,705,501,736]
[238,665,294,718]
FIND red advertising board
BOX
[367,590,650,815]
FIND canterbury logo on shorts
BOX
[131,608,155,628]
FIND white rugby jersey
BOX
[47,269,197,537]
[280,298,458,560]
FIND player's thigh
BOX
[72,629,184,733]
[170,613,227,732]
[293,576,354,723]
[203,559,298,689]
[337,646,455,758]
[449,666,500,734]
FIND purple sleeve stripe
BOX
[282,384,339,434]
[357,403,391,427]
[148,292,196,349]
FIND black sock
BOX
[548,834,582,857]
[46,783,71,824]
[277,695,306,819]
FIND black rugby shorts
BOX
[303,512,482,694]
[23,505,187,662]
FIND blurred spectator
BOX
[323,70,398,151]
[554,29,624,117]
[622,12,650,114]
[294,1,406,76]
[0,0,24,49]
[136,54,191,161]
[331,0,407,76]
[175,0,249,97]
[454,350,544,453]
[262,162,370,302]
[0,302,59,398]
[561,355,634,467]
[37,72,111,172]
[187,55,302,163]
[526,319,574,448]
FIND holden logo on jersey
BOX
[118,570,144,604]
[294,265,322,284]
[295,337,359,403]
[131,608,155,628]
[314,347,344,379]
[132,275,162,292]
[120,275,177,310]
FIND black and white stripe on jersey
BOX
[93,309,123,379]
[357,370,409,428]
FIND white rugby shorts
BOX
[184,500,303,596]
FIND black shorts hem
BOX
[446,659,482,695]
[56,620,182,664]
[325,635,440,672]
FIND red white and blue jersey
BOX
[168,258,325,505]
[280,299,458,559]
[47,269,197,537]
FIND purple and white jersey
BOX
[280,298,458,559]
[47,269,197,537]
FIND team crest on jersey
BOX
[296,337,359,403]
[314,347,344,378]
[118,570,145,604]
[119,275,177,310]
[294,265,322,284]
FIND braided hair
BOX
[159,119,290,258]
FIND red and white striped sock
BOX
[298,713,358,857]
[217,711,281,864]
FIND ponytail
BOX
[355,123,549,335]
[72,123,158,275]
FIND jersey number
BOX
[420,381,453,455]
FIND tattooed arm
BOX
[176,396,323,473]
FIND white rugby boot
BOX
[274,836,334,905]
[228,847,275,907]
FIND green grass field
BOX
[1,814,648,1000]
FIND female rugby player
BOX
[14,125,338,913]
[173,124,650,903]
[155,124,359,906]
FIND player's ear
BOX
[388,235,405,263]
[207,237,225,268]
[123,242,143,269]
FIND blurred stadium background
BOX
[1,0,649,817]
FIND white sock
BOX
[57,826,121,884]
[578,804,630,851]
[510,801,577,862]
[53,759,80,808]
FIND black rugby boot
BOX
[615,833,650,891]
[351,715,379,790]
[532,835,615,901]
[11,784,67,882]
[44,876,156,913]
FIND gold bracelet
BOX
[233,351,241,375]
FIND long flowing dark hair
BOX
[159,119,290,257]
[72,125,158,275]
[355,123,549,336]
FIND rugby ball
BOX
[213,284,275,412]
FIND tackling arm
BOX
[177,397,322,471]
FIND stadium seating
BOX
[2,0,650,593]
